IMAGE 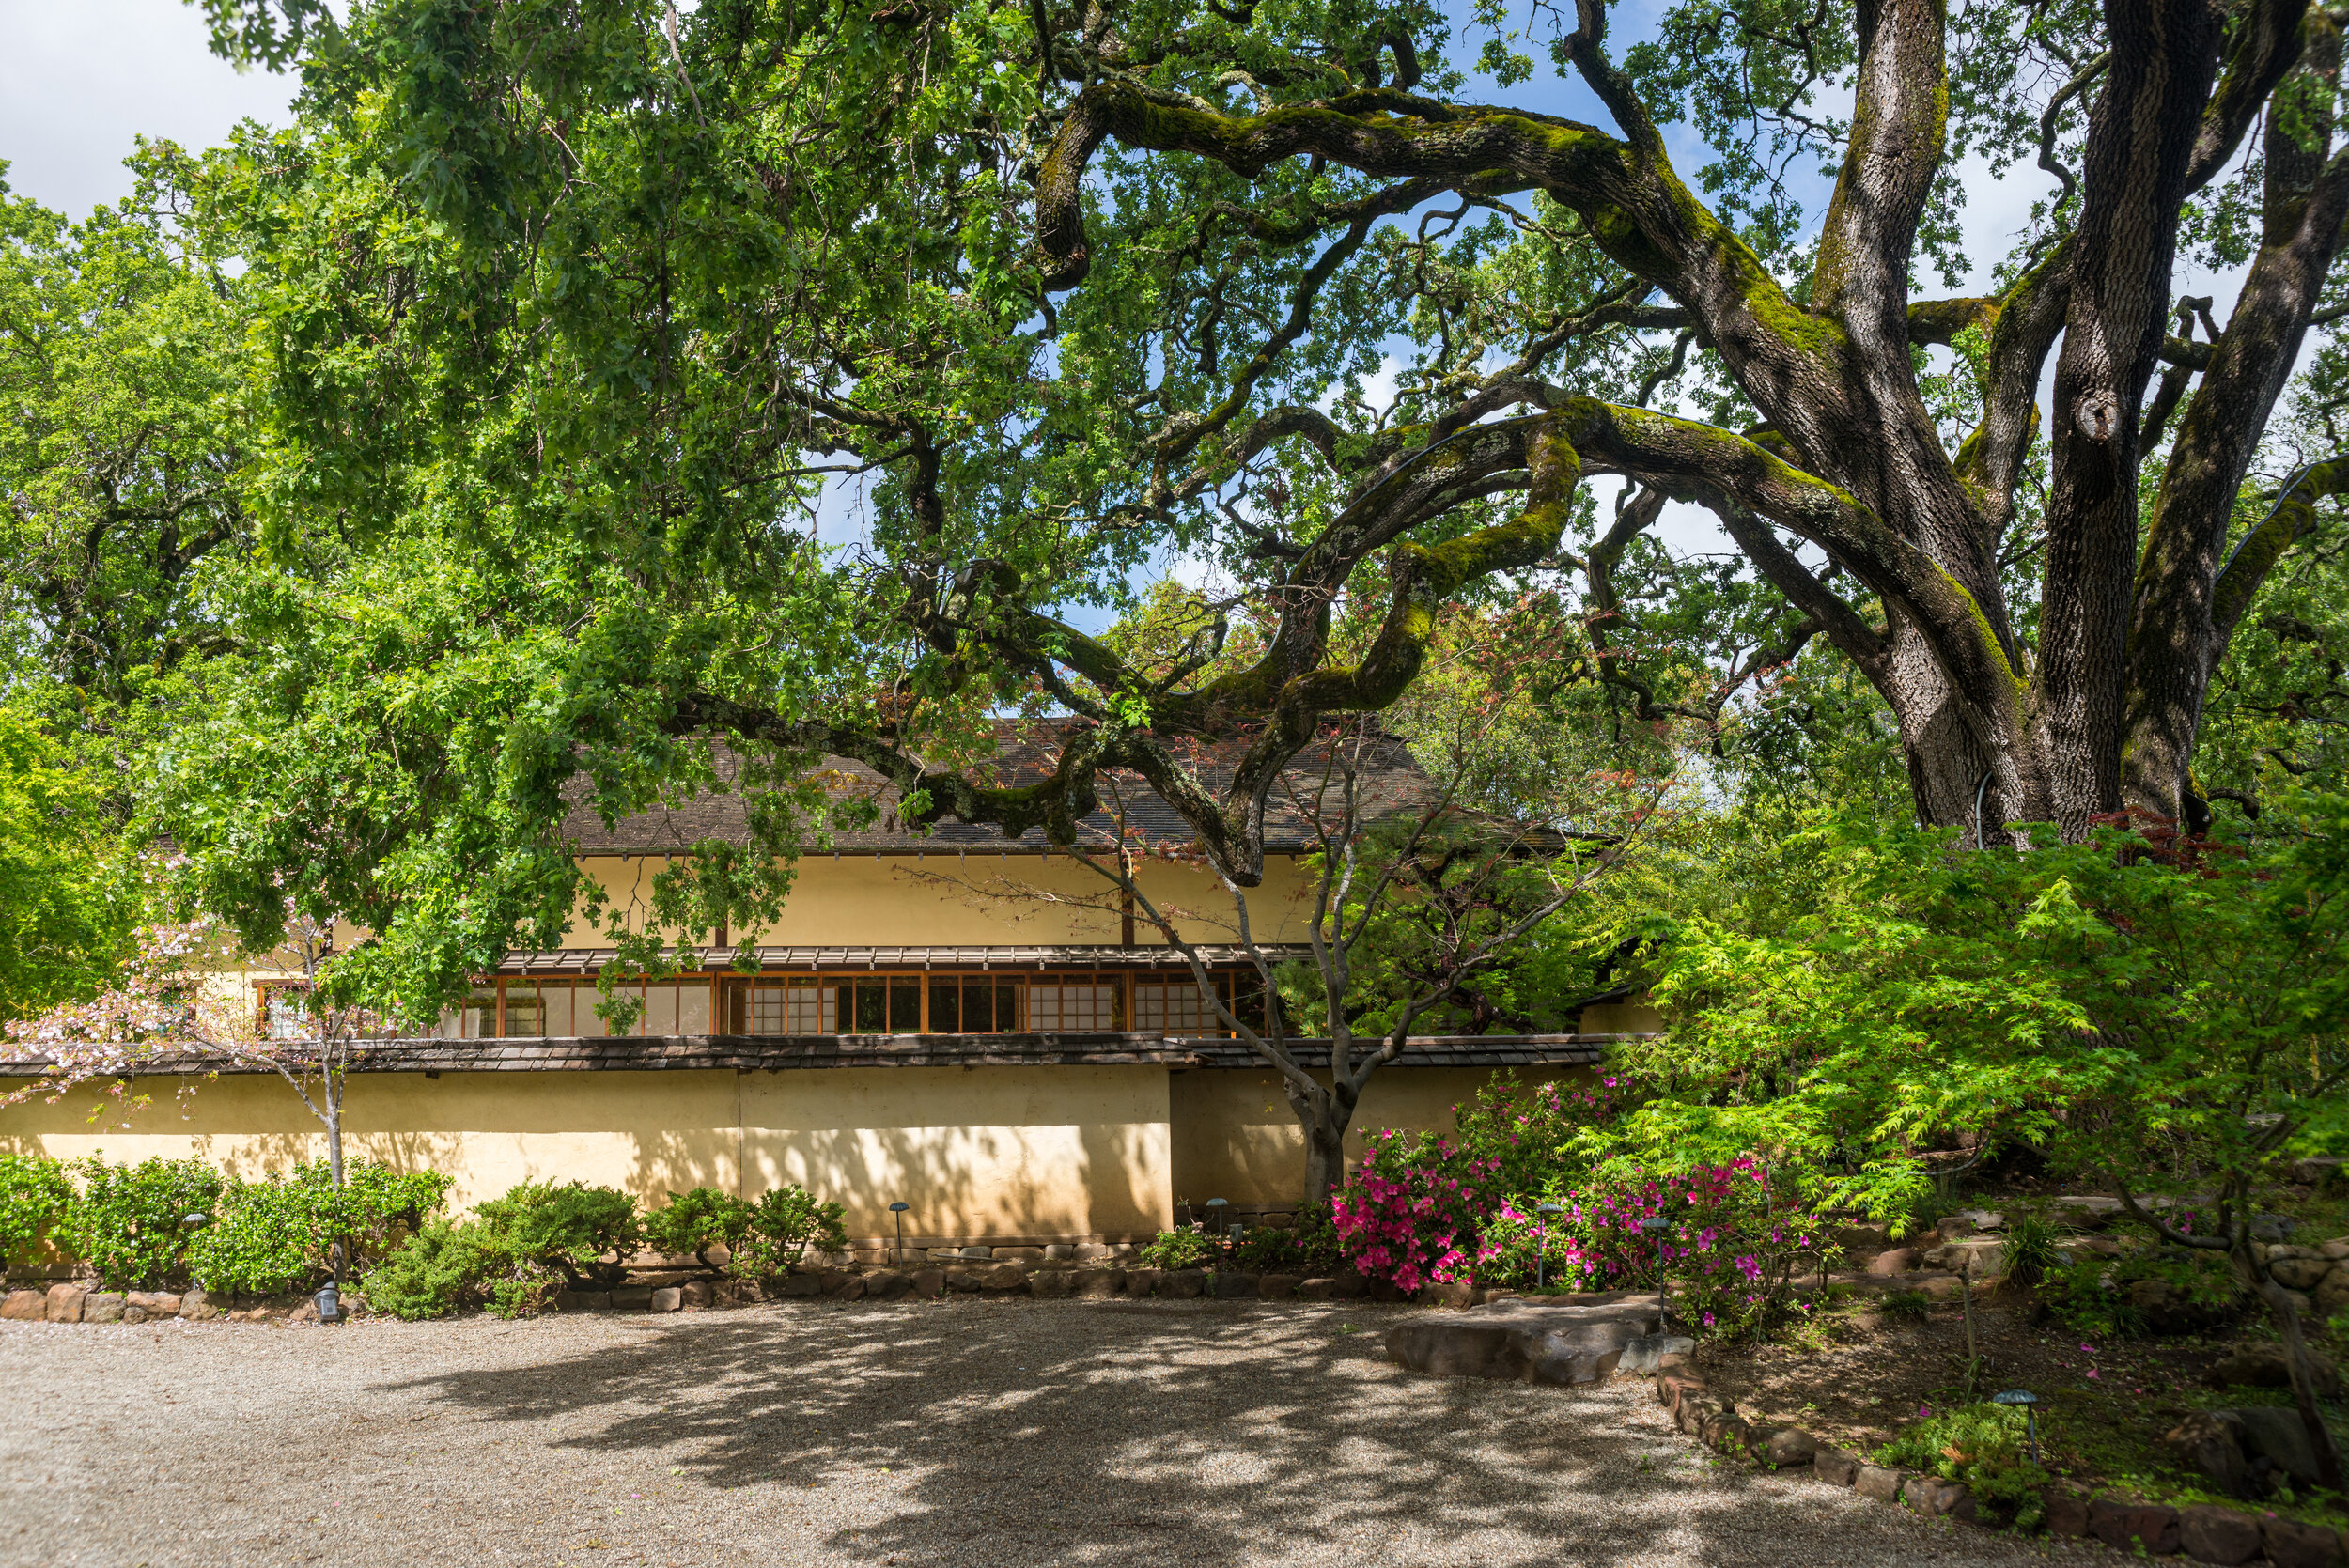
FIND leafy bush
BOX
[1471,1200,1585,1287]
[2044,1246,2242,1338]
[1137,1227,1218,1269]
[1880,1287,1932,1323]
[1875,1403,2049,1527]
[473,1182,641,1287]
[0,1151,72,1273]
[724,1185,848,1279]
[643,1186,753,1267]
[360,1217,511,1320]
[187,1161,452,1296]
[1230,1202,1346,1275]
[67,1155,220,1289]
[363,1180,639,1318]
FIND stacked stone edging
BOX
[1652,1361,2349,1565]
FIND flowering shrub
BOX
[1331,1128,1503,1293]
[1514,1158,1832,1338]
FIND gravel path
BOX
[0,1297,2089,1567]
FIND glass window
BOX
[504,982,545,1039]
[643,982,678,1037]
[848,981,886,1032]
[927,979,961,1032]
[1029,980,1117,1032]
[677,979,710,1035]
[541,982,573,1038]
[888,981,921,1033]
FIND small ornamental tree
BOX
[1626,801,2349,1485]
[4,908,397,1294]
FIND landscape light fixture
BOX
[1991,1389,2040,1463]
[1205,1198,1229,1256]
[314,1281,342,1326]
[889,1202,910,1267]
[1640,1216,1672,1327]
[181,1213,209,1230]
[1535,1203,1564,1289]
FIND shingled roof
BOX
[560,723,1437,856]
[0,1033,1633,1076]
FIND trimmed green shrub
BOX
[186,1161,453,1296]
[67,1155,220,1289]
[360,1217,511,1320]
[362,1180,641,1319]
[1231,1202,1345,1274]
[474,1181,641,1287]
[0,1151,72,1274]
[724,1185,847,1279]
[643,1187,753,1268]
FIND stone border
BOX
[1652,1363,2349,1566]
[0,1264,1414,1327]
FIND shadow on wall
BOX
[355,1305,1821,1566]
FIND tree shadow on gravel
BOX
[365,1298,2022,1568]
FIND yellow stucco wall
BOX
[574,851,1318,949]
[0,1065,1170,1242]
[1165,1064,1598,1210]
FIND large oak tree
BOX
[163,0,2349,1006]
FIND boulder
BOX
[81,1291,125,1325]
[1812,1445,1862,1487]
[2263,1516,2348,1568]
[1412,1279,1473,1309]
[2322,1238,2349,1261]
[2089,1498,2181,1555]
[126,1291,180,1318]
[43,1283,84,1323]
[2041,1485,2096,1537]
[2316,1269,2349,1317]
[1328,1270,1369,1299]
[864,1270,912,1300]
[1919,1275,1965,1302]
[978,1263,1030,1292]
[0,1289,44,1321]
[1072,1269,1123,1298]
[2207,1342,2341,1399]
[679,1280,715,1309]
[1294,1278,1335,1301]
[1903,1477,1976,1522]
[2177,1504,2263,1565]
[1212,1270,1260,1300]
[2272,1255,2335,1291]
[651,1287,683,1312]
[830,1276,868,1302]
[910,1268,945,1297]
[770,1274,820,1298]
[610,1285,653,1311]
[1256,1274,1302,1300]
[1613,1333,1697,1375]
[178,1286,217,1321]
[1864,1248,1919,1276]
[1763,1428,1819,1469]
[1386,1294,1662,1388]
[555,1289,612,1312]
[2165,1410,2250,1493]
[1123,1267,1163,1296]
[1854,1466,1906,1503]
[2234,1405,2326,1488]
[1159,1269,1206,1299]
[1029,1270,1077,1299]
[992,1247,1046,1264]
[1936,1215,1978,1242]
[1072,1243,1118,1262]
[1043,1244,1081,1261]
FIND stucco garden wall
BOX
[1164,1063,1601,1210]
[0,1064,1173,1242]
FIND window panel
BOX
[504,982,545,1039]
[888,981,921,1033]
[643,983,678,1037]
[677,980,710,1035]
[927,979,960,1032]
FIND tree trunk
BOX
[1296,1080,1353,1208]
[324,1075,347,1292]
[2250,1266,2348,1491]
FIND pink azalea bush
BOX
[1330,1075,1833,1338]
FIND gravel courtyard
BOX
[0,1297,2086,1568]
